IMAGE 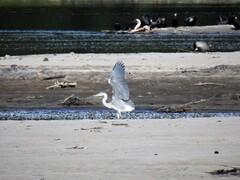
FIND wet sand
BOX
[0,117,240,179]
[0,52,240,112]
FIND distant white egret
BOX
[127,18,141,30]
[94,61,135,119]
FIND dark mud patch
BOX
[208,165,240,177]
[202,64,240,74]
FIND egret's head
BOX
[135,18,141,23]
[94,92,105,97]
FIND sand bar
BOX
[104,25,240,34]
[1,51,240,71]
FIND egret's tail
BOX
[126,100,135,111]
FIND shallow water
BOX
[0,109,239,120]
[0,30,240,55]
[0,5,240,55]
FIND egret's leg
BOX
[117,112,122,119]
[119,112,122,119]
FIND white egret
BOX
[94,61,135,119]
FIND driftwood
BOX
[129,25,151,33]
[159,99,209,113]
[102,26,152,34]
[46,81,77,89]
[207,165,240,176]
[186,98,210,105]
[66,146,87,150]
[160,105,187,113]
[43,74,66,80]
[111,123,129,127]
[59,94,93,106]
[181,69,198,73]
[81,127,103,130]
[194,82,226,86]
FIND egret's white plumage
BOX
[134,19,141,30]
[94,61,135,119]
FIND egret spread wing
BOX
[109,61,130,101]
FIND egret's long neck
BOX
[101,93,112,109]
[134,19,141,30]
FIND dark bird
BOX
[172,13,178,28]
[193,41,212,52]
[217,15,228,25]
[141,14,152,26]
[233,17,240,30]
[184,16,197,26]
[114,23,121,31]
[151,17,167,28]
[228,14,236,25]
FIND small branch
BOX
[111,123,129,127]
[181,69,198,73]
[46,81,77,89]
[43,74,66,80]
[194,82,226,86]
[81,127,103,130]
[60,94,75,105]
[186,98,210,106]
[66,146,87,150]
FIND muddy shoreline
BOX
[1,52,239,113]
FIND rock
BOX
[43,57,49,62]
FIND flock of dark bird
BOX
[114,13,196,31]
[114,13,240,31]
[113,13,240,52]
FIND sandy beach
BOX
[0,52,239,111]
[0,117,240,179]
